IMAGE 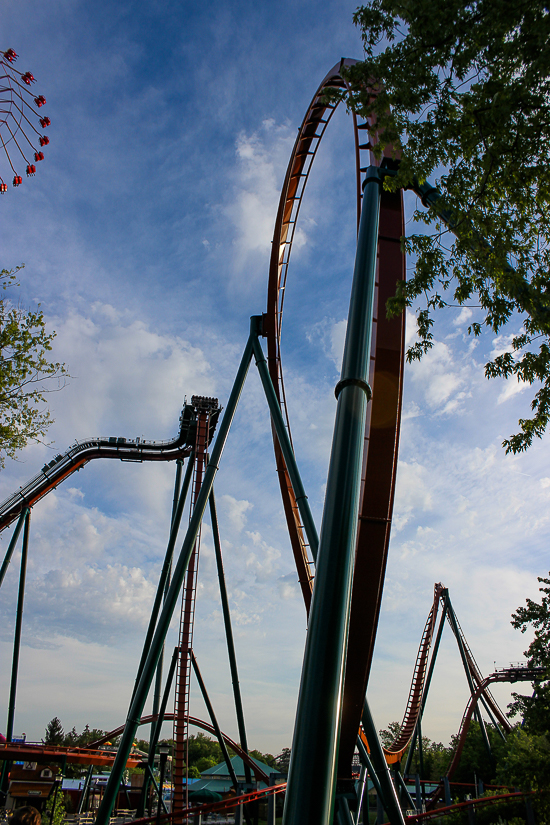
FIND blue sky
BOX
[1,0,548,758]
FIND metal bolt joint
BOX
[334,377,372,401]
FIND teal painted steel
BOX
[191,652,240,792]
[355,764,368,825]
[357,737,384,803]
[361,700,405,825]
[132,452,194,702]
[0,507,28,589]
[150,460,185,759]
[446,595,493,763]
[153,459,184,703]
[282,169,383,825]
[6,510,30,742]
[394,768,416,811]
[251,331,319,561]
[209,489,252,786]
[94,335,255,825]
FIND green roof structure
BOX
[190,755,285,795]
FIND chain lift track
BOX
[172,397,220,817]
[265,59,406,777]
[374,584,445,764]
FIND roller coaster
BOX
[0,59,544,825]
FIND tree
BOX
[44,717,64,746]
[0,266,67,466]
[44,785,66,825]
[195,756,218,773]
[508,573,550,735]
[185,732,225,768]
[342,0,550,451]
[498,574,550,816]
[275,747,291,774]
[249,748,278,769]
[449,720,507,785]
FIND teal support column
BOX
[251,333,319,561]
[94,334,254,825]
[417,715,424,782]
[132,451,194,702]
[191,653,240,792]
[152,459,184,720]
[446,596,493,764]
[77,765,94,813]
[393,771,415,811]
[0,507,28,590]
[282,168,385,825]
[415,775,422,812]
[355,764,367,825]
[361,700,405,825]
[140,460,187,816]
[209,490,252,787]
[357,738,384,806]
[6,509,30,742]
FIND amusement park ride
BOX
[0,54,544,825]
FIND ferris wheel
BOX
[0,48,50,192]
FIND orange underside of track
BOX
[265,60,406,775]
[0,742,142,767]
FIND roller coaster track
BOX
[379,584,445,764]
[410,790,540,825]
[447,666,543,780]
[0,399,220,535]
[125,787,540,825]
[265,58,406,776]
[87,714,271,784]
[358,584,517,766]
[426,665,544,808]
[0,742,143,768]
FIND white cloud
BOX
[408,340,471,413]
[225,120,303,278]
[497,377,529,404]
[452,307,473,327]
[219,495,253,532]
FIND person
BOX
[9,806,41,825]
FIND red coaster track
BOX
[264,59,406,777]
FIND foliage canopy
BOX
[0,267,67,467]
[508,573,550,736]
[343,0,550,451]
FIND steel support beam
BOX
[191,652,240,792]
[152,459,184,722]
[251,333,319,562]
[361,700,405,825]
[446,596,493,765]
[0,507,28,590]
[94,334,254,825]
[209,489,252,786]
[132,452,194,702]
[6,510,30,742]
[138,647,180,818]
[282,168,386,825]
